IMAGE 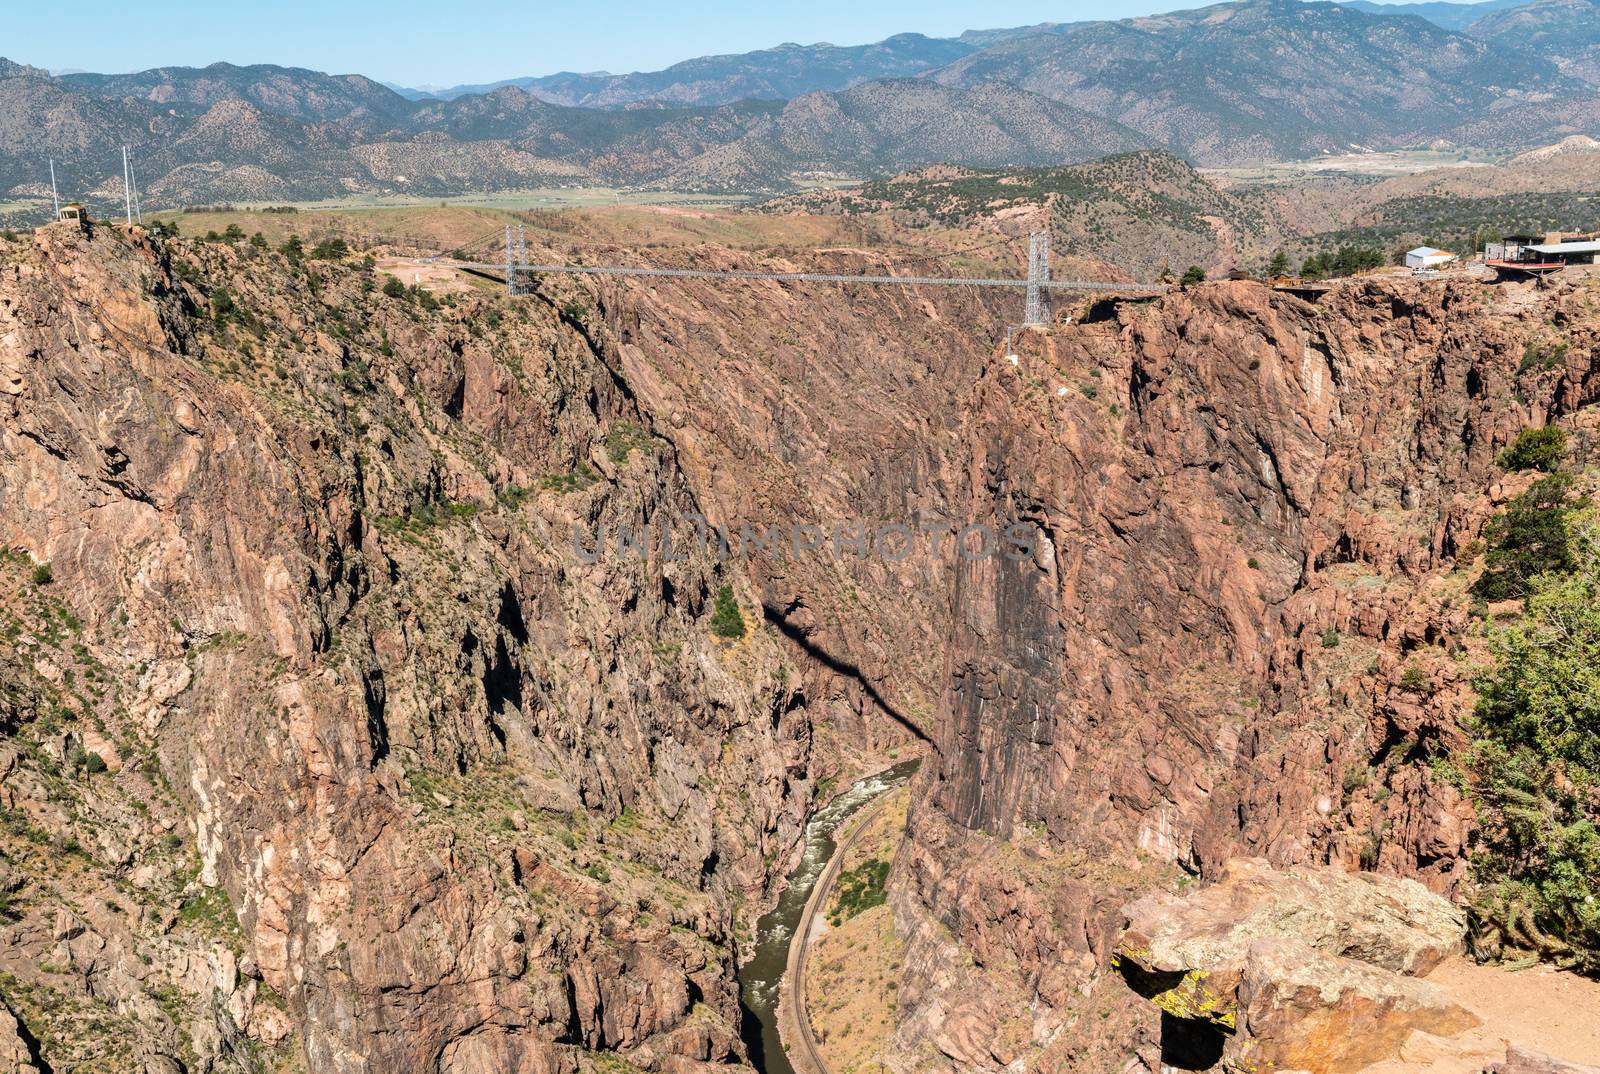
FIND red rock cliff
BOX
[890,276,1599,1072]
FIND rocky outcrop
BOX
[1119,858,1468,980]
[0,1002,41,1074]
[1115,859,1477,1072]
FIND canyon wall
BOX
[0,222,843,1073]
[889,276,1600,1072]
[3,218,1597,1074]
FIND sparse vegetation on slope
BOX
[771,150,1285,279]
[1464,515,1600,973]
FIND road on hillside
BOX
[782,791,898,1074]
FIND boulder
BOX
[1115,858,1478,1073]
[1229,937,1478,1073]
[1119,858,1467,979]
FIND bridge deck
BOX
[444,260,1168,293]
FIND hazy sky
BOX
[8,0,1458,87]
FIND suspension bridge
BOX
[33,145,1169,328]
[437,226,1168,327]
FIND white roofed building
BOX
[1405,247,1457,271]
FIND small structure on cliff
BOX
[1521,238,1600,265]
[1484,231,1600,280]
[1405,246,1457,271]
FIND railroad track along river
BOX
[737,760,918,1074]
[783,787,900,1074]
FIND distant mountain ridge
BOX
[2,0,1599,212]
[60,62,417,124]
[660,79,1151,189]
[929,0,1586,164]
[1339,0,1530,30]
[403,34,978,106]
[1467,0,1600,84]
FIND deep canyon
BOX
[0,218,1597,1074]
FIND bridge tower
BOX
[504,224,530,295]
[1023,230,1051,327]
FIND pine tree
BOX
[709,585,746,639]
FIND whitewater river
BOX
[737,759,921,1074]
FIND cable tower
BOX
[505,224,531,294]
[1023,230,1051,327]
[122,146,134,226]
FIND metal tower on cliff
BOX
[1023,230,1051,327]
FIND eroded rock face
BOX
[0,223,835,1073]
[887,275,1600,1072]
[0,1003,40,1074]
[1116,859,1477,1072]
[4,218,1598,1074]
[0,217,1047,1073]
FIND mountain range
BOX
[2,0,1598,209]
[396,33,979,106]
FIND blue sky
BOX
[9,0,1451,87]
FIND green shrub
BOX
[30,562,53,585]
[1322,629,1341,649]
[212,287,238,323]
[1497,427,1567,473]
[1399,665,1431,695]
[1474,474,1581,601]
[1179,266,1206,286]
[603,423,651,464]
[709,585,746,640]
[382,275,407,299]
[539,464,598,493]
[1518,340,1569,375]
[1463,524,1600,972]
[832,856,891,920]
[310,237,349,260]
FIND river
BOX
[737,758,921,1074]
